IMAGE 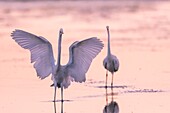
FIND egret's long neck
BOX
[57,33,62,66]
[107,27,111,55]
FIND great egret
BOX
[103,26,119,87]
[11,28,104,102]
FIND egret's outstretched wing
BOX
[11,29,55,79]
[67,37,104,82]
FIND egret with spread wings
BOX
[11,28,104,102]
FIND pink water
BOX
[0,1,170,113]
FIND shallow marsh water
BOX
[0,1,170,113]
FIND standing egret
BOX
[11,28,104,102]
[103,26,119,87]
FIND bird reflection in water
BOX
[103,87,119,113]
[53,101,57,113]
[53,100,63,113]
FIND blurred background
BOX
[0,0,170,113]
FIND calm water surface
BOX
[0,1,170,113]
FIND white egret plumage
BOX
[11,28,104,101]
[103,26,119,87]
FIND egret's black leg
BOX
[111,73,114,87]
[61,85,64,102]
[53,86,57,102]
[105,70,108,88]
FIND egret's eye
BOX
[59,28,64,34]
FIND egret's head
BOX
[59,28,64,35]
[106,26,109,30]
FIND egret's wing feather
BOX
[11,29,55,79]
[67,37,104,82]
